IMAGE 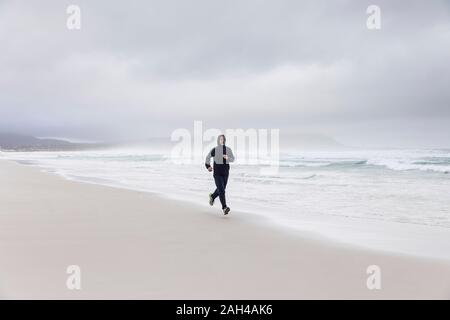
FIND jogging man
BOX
[205,134,235,215]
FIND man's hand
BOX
[208,167,213,172]
[223,155,229,160]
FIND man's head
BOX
[217,135,226,146]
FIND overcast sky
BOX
[0,0,449,147]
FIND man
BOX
[205,134,235,215]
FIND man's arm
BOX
[226,147,235,163]
[205,148,215,169]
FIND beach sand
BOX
[0,159,450,299]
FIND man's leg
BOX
[211,188,219,200]
[212,175,220,200]
[221,174,229,208]
[214,175,227,209]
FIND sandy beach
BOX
[1,159,450,299]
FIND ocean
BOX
[3,148,450,260]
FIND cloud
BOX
[0,0,449,146]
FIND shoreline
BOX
[7,155,450,262]
[1,159,450,299]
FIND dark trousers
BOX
[212,174,228,209]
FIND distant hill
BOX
[0,133,105,151]
[0,132,354,152]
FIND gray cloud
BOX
[0,0,449,147]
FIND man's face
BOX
[219,136,225,145]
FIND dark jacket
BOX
[205,145,235,176]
